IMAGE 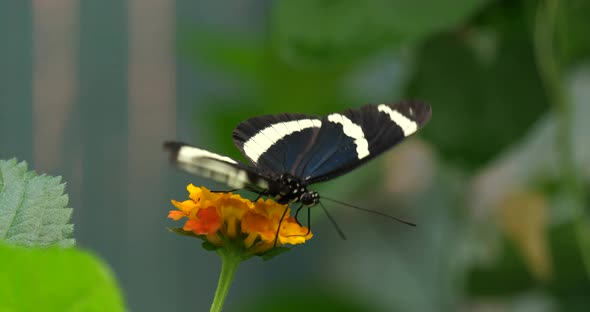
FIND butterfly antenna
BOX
[321,196,416,227]
[319,201,347,240]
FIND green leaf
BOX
[167,227,200,238]
[273,0,489,65]
[0,242,125,311]
[0,159,75,247]
[260,246,290,261]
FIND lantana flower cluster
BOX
[168,184,312,255]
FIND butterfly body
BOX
[266,173,319,206]
[165,102,431,208]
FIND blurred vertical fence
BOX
[2,1,178,310]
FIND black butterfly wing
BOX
[164,141,272,193]
[232,113,322,175]
[231,102,431,183]
[300,102,431,183]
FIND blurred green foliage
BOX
[555,0,590,68]
[406,3,550,169]
[273,0,488,66]
[468,223,590,311]
[238,287,381,312]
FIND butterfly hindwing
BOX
[164,142,271,193]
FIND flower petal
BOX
[186,183,202,202]
[171,199,197,213]
[279,217,312,245]
[168,210,187,221]
[252,198,290,221]
[241,210,277,242]
[182,206,222,235]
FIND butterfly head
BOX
[274,173,319,206]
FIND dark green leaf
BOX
[546,222,590,307]
[467,222,590,301]
[406,8,549,168]
[467,237,536,296]
[167,227,201,238]
[0,159,75,247]
[556,0,590,68]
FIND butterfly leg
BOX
[273,204,293,247]
[285,206,312,238]
[212,188,265,203]
[210,189,239,193]
[303,206,311,236]
[293,204,306,226]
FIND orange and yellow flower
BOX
[169,184,312,255]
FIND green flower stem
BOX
[210,248,242,312]
[534,0,590,278]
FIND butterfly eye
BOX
[300,192,318,206]
[300,193,311,204]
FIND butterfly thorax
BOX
[268,173,319,206]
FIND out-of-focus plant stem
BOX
[210,248,241,312]
[534,0,590,278]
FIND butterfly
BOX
[164,102,431,212]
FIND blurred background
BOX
[1,0,589,311]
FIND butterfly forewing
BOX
[304,102,431,183]
[232,113,322,175]
[231,102,431,183]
